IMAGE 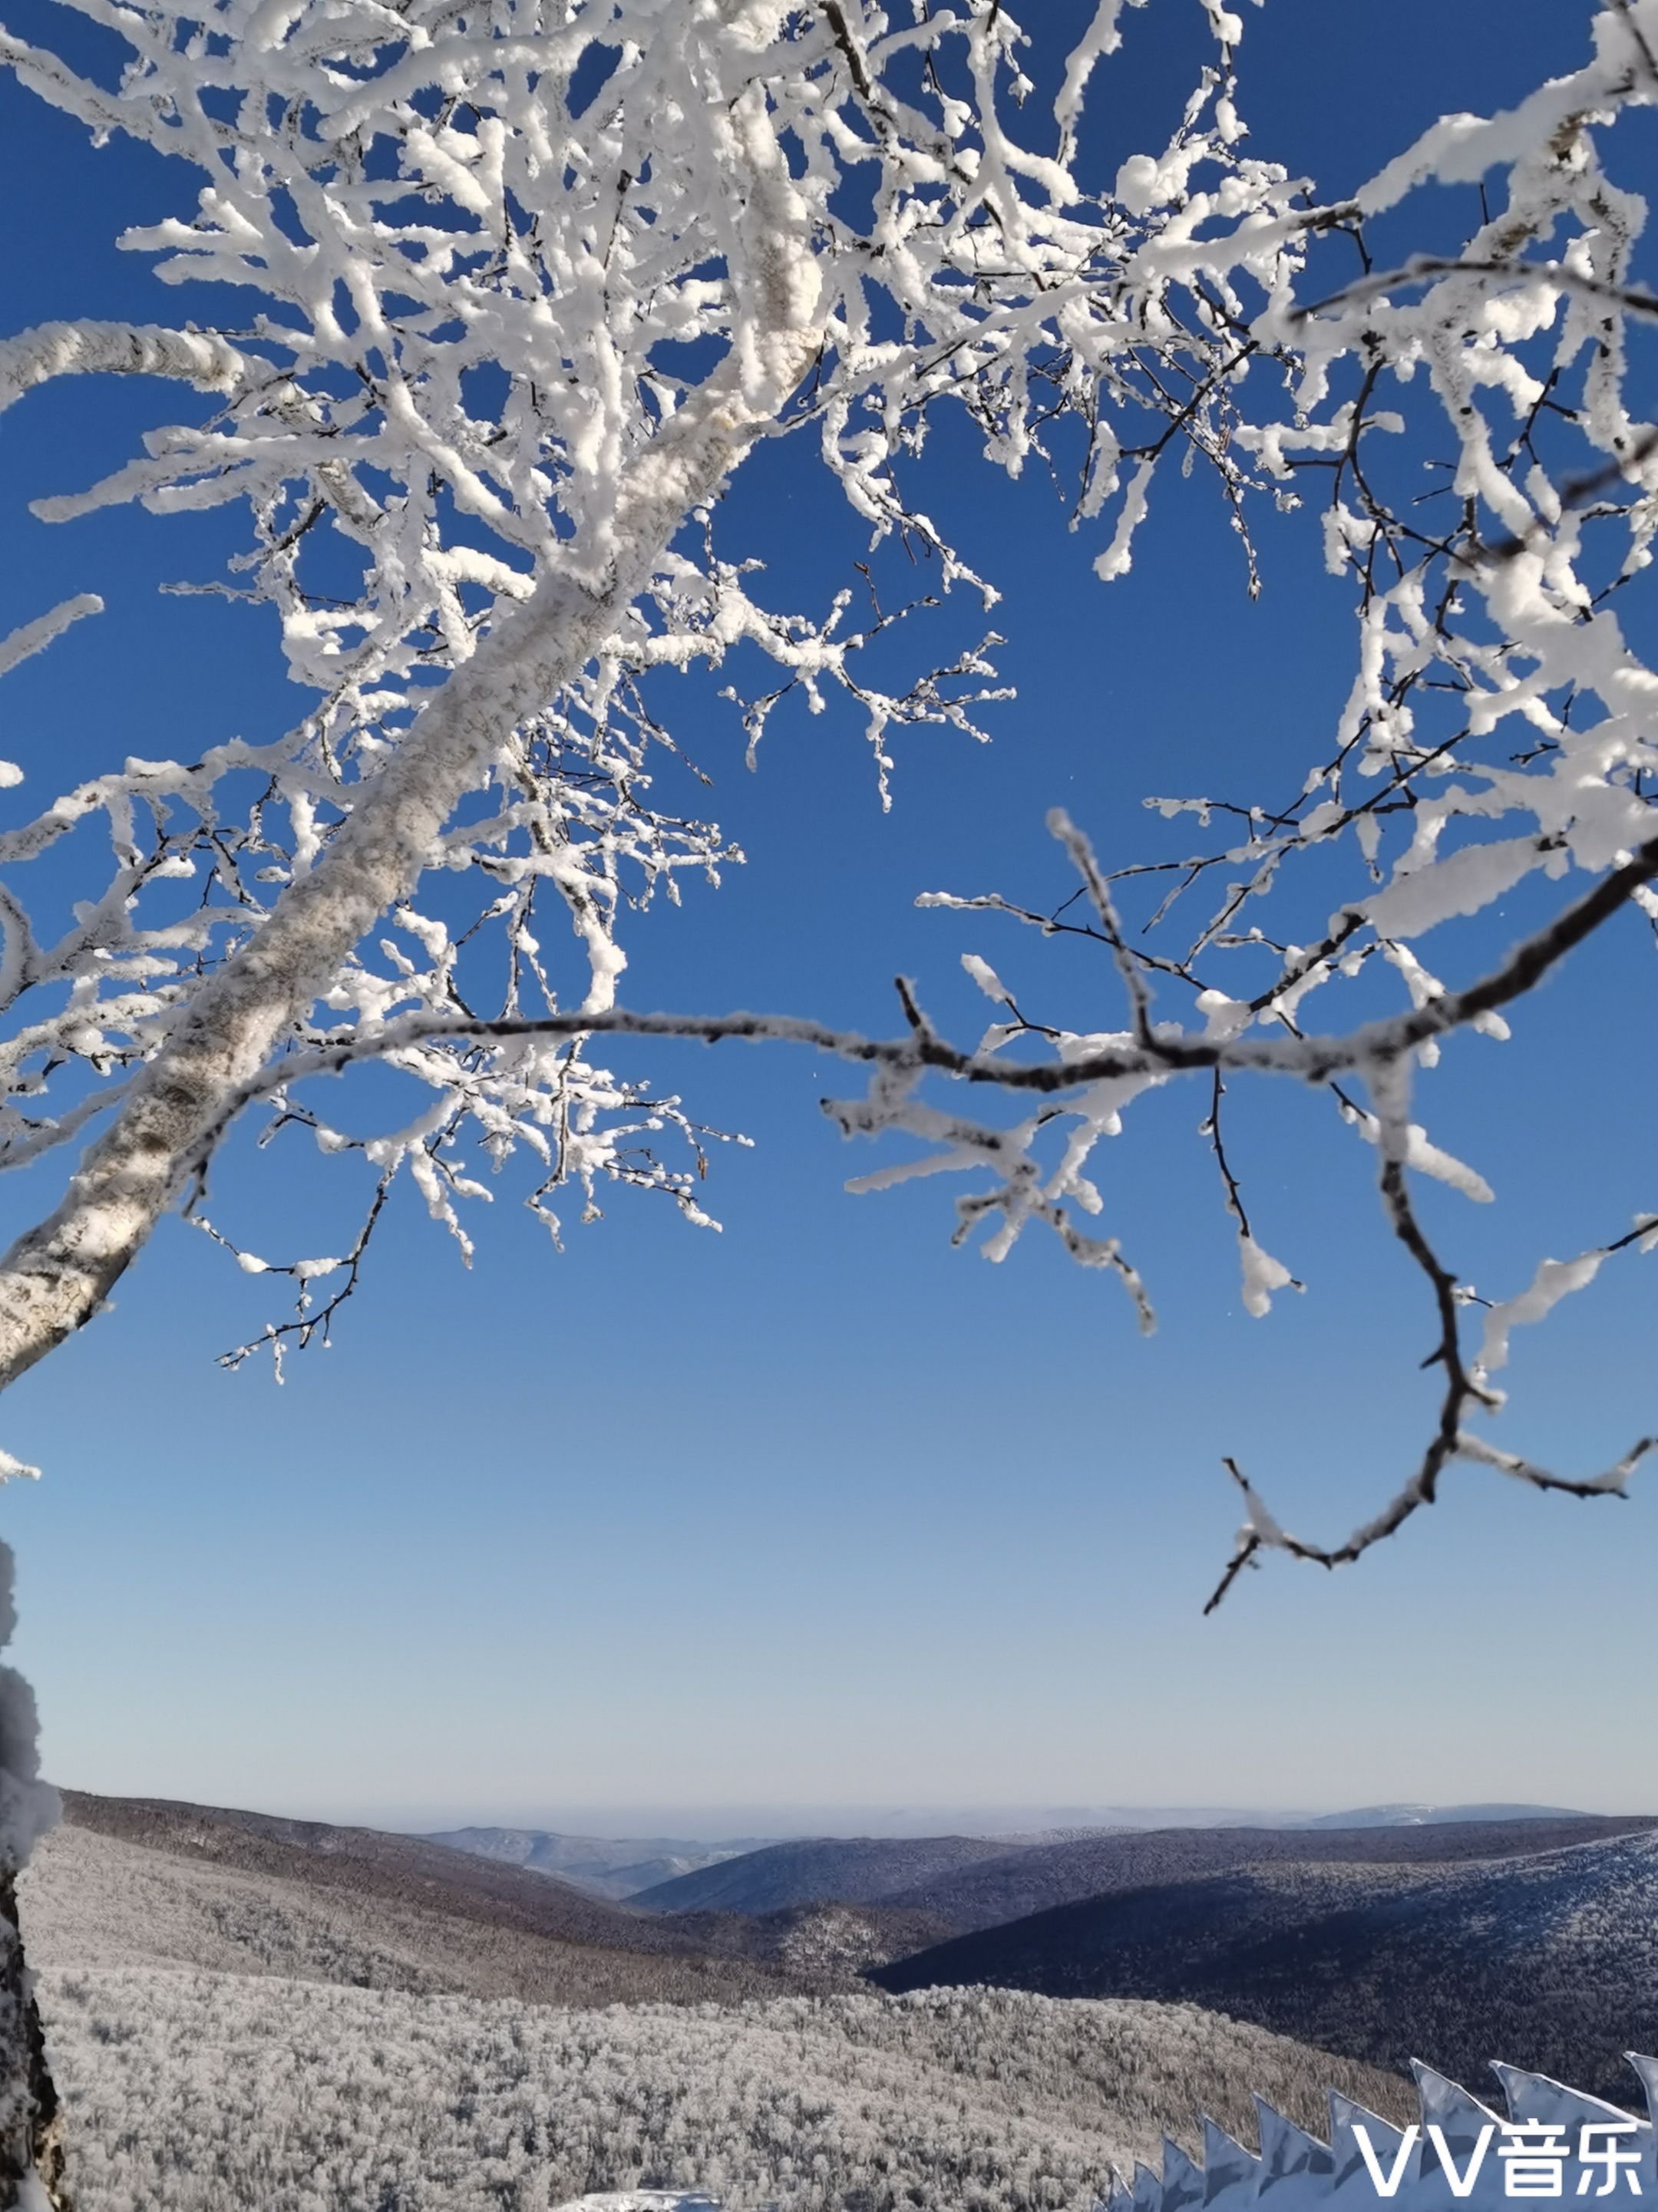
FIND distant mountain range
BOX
[1300,1802,1592,1828]
[418,1825,769,1900]
[629,1835,1018,1915]
[413,1800,1603,1846]
[418,1803,1610,1913]
[872,1827,1658,2099]
[633,1812,1656,1934]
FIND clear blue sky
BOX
[2,0,1653,1834]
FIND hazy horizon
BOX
[55,1792,1653,1844]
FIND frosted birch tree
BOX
[2,0,1658,2194]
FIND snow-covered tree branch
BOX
[0,0,1653,1593]
[0,0,1308,1393]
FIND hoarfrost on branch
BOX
[0,0,1656,1600]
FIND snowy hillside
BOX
[631,1836,1019,1916]
[877,1831,1658,2098]
[38,1973,1411,2212]
[20,1813,796,2009]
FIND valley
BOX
[21,1791,1658,2206]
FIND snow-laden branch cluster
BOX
[811,0,1658,1595]
[0,0,1655,1593]
[0,0,1313,1385]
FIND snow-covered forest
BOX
[39,1969,1400,2212]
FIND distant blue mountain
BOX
[1304,1802,1590,1828]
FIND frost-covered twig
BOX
[187,817,1658,1124]
[0,0,1315,1397]
[1203,1190,1658,1612]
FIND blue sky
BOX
[2,0,1655,1834]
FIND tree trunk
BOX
[0,1874,67,2210]
[0,1547,67,2207]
